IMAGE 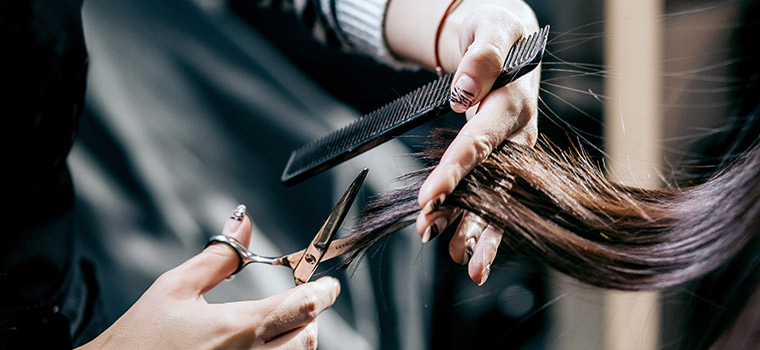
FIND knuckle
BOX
[520,93,539,122]
[253,321,268,341]
[153,270,174,286]
[153,270,183,295]
[465,42,506,73]
[459,131,499,162]
[298,293,320,319]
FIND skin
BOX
[385,0,540,285]
[77,209,341,350]
[73,2,541,346]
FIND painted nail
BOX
[478,264,491,286]
[422,216,448,243]
[463,248,473,265]
[421,226,432,243]
[450,75,478,112]
[463,237,476,264]
[231,204,246,221]
[421,194,445,215]
[228,204,246,231]
[429,217,447,240]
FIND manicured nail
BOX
[478,264,491,286]
[421,224,437,243]
[422,217,447,243]
[463,237,476,264]
[421,226,432,243]
[430,217,447,240]
[228,204,246,231]
[231,204,246,221]
[450,75,478,112]
[421,194,446,215]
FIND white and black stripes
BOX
[255,0,413,68]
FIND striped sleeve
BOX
[255,0,417,69]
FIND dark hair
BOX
[340,3,760,346]
[340,128,760,348]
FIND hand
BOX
[77,205,341,349]
[386,0,540,285]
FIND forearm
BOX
[385,0,538,71]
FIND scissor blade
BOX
[292,168,368,284]
[277,236,353,270]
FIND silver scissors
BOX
[207,168,367,285]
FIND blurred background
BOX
[69,0,757,348]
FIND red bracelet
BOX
[434,0,462,76]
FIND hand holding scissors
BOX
[78,185,358,349]
[207,168,368,285]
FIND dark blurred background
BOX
[71,0,755,349]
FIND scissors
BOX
[207,168,368,285]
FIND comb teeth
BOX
[284,73,453,183]
[282,25,550,186]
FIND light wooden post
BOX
[604,1,663,350]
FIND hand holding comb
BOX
[282,25,550,186]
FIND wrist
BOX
[386,0,459,70]
[434,0,464,75]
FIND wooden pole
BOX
[604,1,662,349]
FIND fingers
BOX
[262,322,319,350]
[466,222,503,285]
[448,212,503,285]
[445,2,538,113]
[417,2,540,219]
[171,204,253,295]
[448,212,487,264]
[417,67,539,227]
[448,7,524,113]
[241,277,340,342]
[416,206,459,243]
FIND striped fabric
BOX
[257,0,416,68]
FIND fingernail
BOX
[463,237,476,264]
[228,204,246,231]
[430,217,447,240]
[422,217,447,243]
[421,227,432,243]
[478,264,491,286]
[421,194,445,215]
[450,75,477,112]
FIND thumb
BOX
[448,8,535,113]
[175,204,253,295]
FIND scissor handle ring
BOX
[206,234,248,275]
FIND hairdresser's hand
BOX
[77,205,341,350]
[386,0,539,285]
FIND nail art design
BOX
[464,246,474,265]
[479,265,491,286]
[429,217,447,241]
[450,86,475,109]
[462,236,476,264]
[421,225,433,243]
[423,215,448,243]
[422,194,446,215]
[429,223,439,240]
[231,204,246,221]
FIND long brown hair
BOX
[340,128,760,348]
[344,128,759,287]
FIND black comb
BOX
[282,25,550,186]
